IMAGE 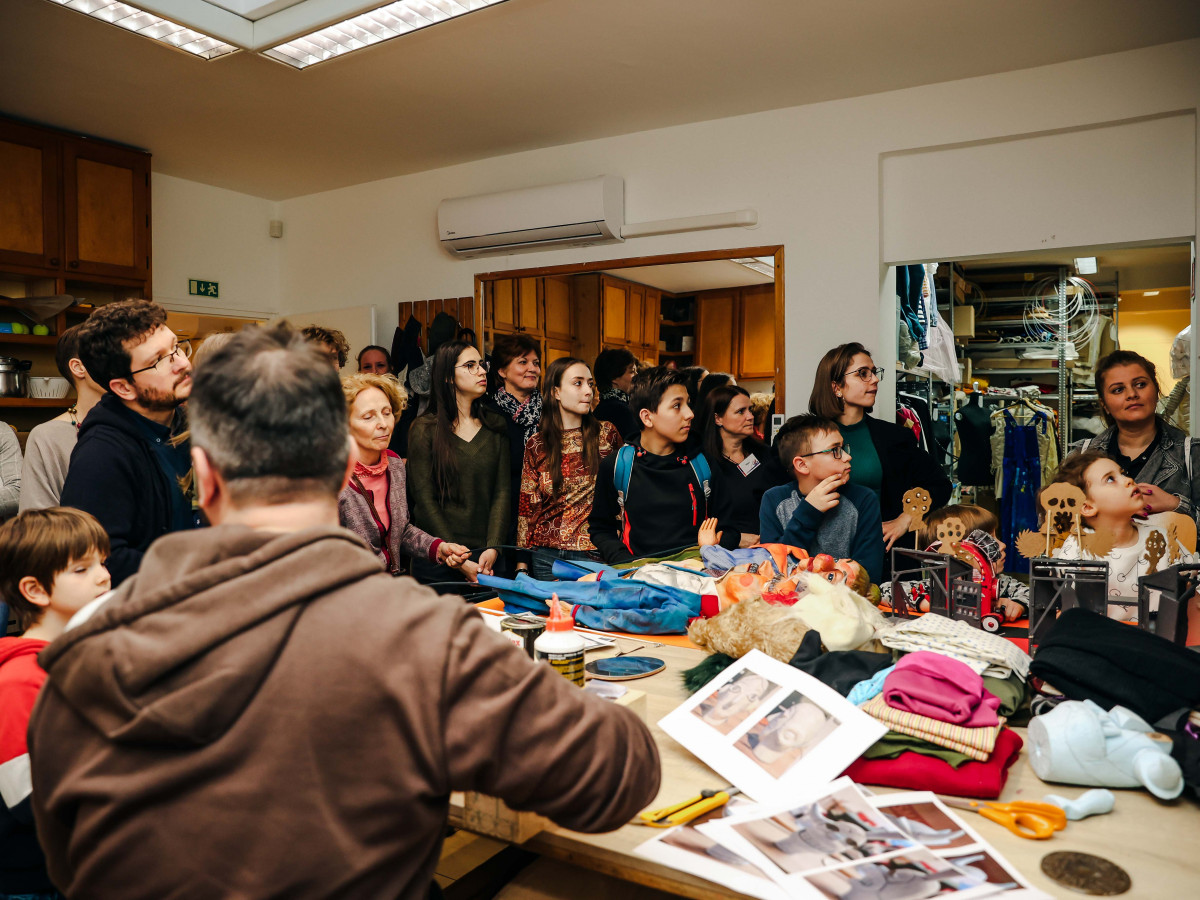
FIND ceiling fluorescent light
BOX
[1074,257,1098,275]
[47,0,239,59]
[264,0,507,69]
[732,257,774,277]
[1144,290,1160,296]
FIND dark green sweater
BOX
[407,409,511,552]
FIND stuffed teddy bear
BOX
[687,597,813,662]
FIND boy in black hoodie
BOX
[590,366,739,562]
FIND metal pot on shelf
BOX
[0,356,32,398]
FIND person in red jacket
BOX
[0,507,111,900]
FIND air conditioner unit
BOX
[438,175,624,258]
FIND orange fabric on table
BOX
[474,598,700,648]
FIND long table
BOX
[451,636,1199,898]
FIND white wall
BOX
[262,38,1200,414]
[152,173,280,318]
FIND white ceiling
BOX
[2,0,1199,200]
[961,242,1193,292]
[603,260,772,294]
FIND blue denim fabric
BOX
[528,548,601,581]
[897,264,929,350]
[1000,411,1043,574]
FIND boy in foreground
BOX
[760,414,884,584]
[0,508,111,900]
[590,366,739,562]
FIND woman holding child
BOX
[338,373,472,578]
[1070,350,1200,524]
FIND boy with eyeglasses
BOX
[759,414,884,584]
[60,300,201,586]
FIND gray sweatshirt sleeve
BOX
[20,422,74,511]
[0,423,22,519]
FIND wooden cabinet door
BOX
[737,285,777,379]
[643,288,661,352]
[0,120,60,271]
[490,278,517,332]
[601,279,627,343]
[626,284,645,347]
[544,337,574,367]
[696,291,737,374]
[517,277,541,333]
[543,275,574,341]
[62,137,150,279]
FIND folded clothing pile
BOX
[879,613,1031,680]
[845,727,1024,799]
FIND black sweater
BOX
[59,395,187,587]
[863,414,952,521]
[589,440,740,563]
[711,442,790,535]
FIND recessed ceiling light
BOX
[264,0,508,70]
[1144,290,1160,296]
[47,0,239,59]
[1073,257,1098,274]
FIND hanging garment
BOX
[896,265,928,350]
[955,397,994,486]
[1072,314,1118,386]
[990,406,1057,495]
[896,405,923,448]
[999,410,1041,574]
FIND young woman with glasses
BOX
[407,341,511,586]
[810,342,951,554]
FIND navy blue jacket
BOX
[759,481,884,584]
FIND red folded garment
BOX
[883,650,1002,727]
[842,727,1024,799]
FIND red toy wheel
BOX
[981,615,1002,633]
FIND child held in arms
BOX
[881,504,1030,621]
[1051,450,1195,620]
[589,366,739,563]
[0,508,113,898]
[760,414,883,585]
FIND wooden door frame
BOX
[473,244,785,409]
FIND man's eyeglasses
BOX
[456,359,489,374]
[800,445,848,460]
[844,366,885,383]
[129,340,192,377]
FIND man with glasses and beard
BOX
[60,300,199,585]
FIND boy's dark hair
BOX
[918,504,999,548]
[55,323,85,383]
[355,344,391,369]
[188,323,350,505]
[0,508,110,633]
[594,348,638,391]
[1045,450,1111,504]
[1095,350,1162,426]
[77,299,167,390]
[775,413,839,475]
[629,365,688,425]
[300,325,350,369]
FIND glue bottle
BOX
[534,594,586,687]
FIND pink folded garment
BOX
[883,650,1001,727]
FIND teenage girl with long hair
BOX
[407,340,511,584]
[515,358,622,580]
[701,384,788,545]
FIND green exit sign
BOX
[189,279,219,298]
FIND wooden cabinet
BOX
[543,275,573,341]
[516,277,541,332]
[544,337,574,366]
[626,283,645,347]
[642,288,661,362]
[0,120,60,271]
[0,116,151,282]
[737,284,776,379]
[696,290,737,374]
[489,279,516,331]
[601,279,627,343]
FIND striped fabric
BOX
[862,694,1003,762]
[879,613,1031,681]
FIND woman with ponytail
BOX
[516,358,622,580]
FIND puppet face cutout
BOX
[936,516,966,546]
[902,488,932,525]
[1040,483,1086,535]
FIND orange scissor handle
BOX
[978,802,1066,840]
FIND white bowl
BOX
[28,376,71,399]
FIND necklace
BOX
[68,405,79,430]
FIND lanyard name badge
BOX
[738,453,760,477]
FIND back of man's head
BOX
[78,299,167,390]
[629,365,687,425]
[189,324,349,506]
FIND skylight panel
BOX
[263,0,506,69]
[48,0,239,59]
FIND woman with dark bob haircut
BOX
[810,342,951,552]
[1069,349,1200,523]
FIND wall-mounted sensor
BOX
[269,220,284,239]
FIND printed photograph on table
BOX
[728,780,913,875]
[659,650,887,802]
[733,691,840,778]
[943,850,1023,892]
[871,795,978,851]
[692,669,781,736]
[802,848,994,899]
[636,798,789,900]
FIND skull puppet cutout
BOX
[901,487,933,533]
[1016,483,1087,559]
[935,516,978,569]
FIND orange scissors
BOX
[638,787,740,827]
[942,798,1067,840]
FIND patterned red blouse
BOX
[517,421,622,551]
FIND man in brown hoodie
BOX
[27,325,661,899]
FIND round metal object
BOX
[1040,851,1131,896]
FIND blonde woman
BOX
[338,373,470,577]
